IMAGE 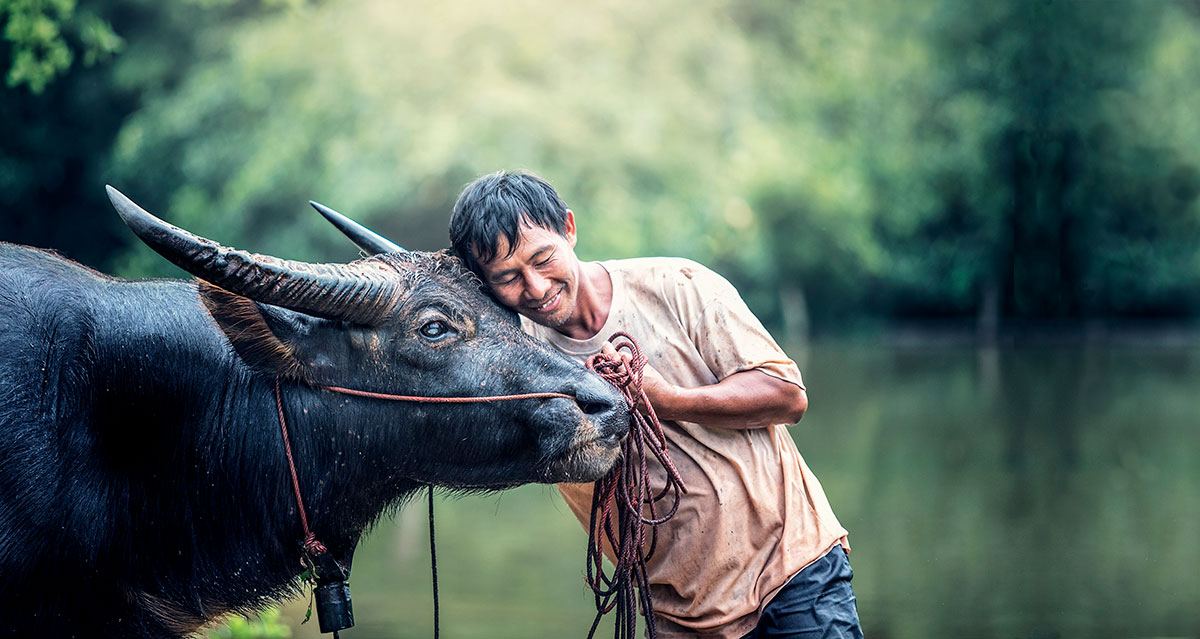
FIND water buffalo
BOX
[0,188,628,638]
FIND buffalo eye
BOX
[419,320,454,341]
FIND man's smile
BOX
[528,286,564,314]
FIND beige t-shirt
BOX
[521,257,849,639]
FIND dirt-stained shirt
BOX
[520,257,849,639]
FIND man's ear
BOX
[197,281,350,380]
[564,209,578,248]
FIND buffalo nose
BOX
[574,379,630,438]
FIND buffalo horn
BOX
[106,185,400,325]
[310,200,405,255]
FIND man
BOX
[449,170,862,639]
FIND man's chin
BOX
[522,305,573,329]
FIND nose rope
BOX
[583,332,687,639]
[321,386,572,403]
[273,380,572,638]
[273,380,327,557]
[274,333,683,639]
[274,382,571,558]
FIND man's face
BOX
[476,212,581,329]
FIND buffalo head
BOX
[105,186,628,488]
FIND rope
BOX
[274,380,327,557]
[583,332,687,639]
[273,333,684,639]
[323,386,571,403]
[273,377,578,638]
[428,485,440,639]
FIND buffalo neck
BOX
[86,279,411,604]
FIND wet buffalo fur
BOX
[0,243,627,638]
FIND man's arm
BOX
[640,366,807,430]
[602,262,808,430]
[604,343,808,430]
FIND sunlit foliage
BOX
[5,0,1200,333]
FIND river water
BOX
[279,337,1200,638]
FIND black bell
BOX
[315,580,354,634]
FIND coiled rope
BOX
[583,332,687,639]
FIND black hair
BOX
[449,170,570,277]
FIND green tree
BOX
[105,0,764,276]
[1,0,123,93]
[1,0,309,269]
[9,0,1200,332]
[736,0,1200,332]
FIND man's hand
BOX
[637,362,673,409]
[600,341,676,410]
[599,343,807,430]
[600,342,676,412]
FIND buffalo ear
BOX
[198,281,314,379]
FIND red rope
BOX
[583,332,687,639]
[274,380,573,559]
[273,379,327,557]
[322,386,570,403]
[273,334,685,639]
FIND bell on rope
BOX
[315,580,354,634]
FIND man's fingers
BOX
[601,341,634,367]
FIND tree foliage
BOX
[5,0,1200,334]
[0,0,308,268]
[1,0,123,93]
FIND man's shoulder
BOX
[605,257,740,328]
[604,256,722,285]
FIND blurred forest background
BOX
[6,0,1200,338]
[5,2,1200,639]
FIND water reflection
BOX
[279,339,1200,638]
[810,339,1200,638]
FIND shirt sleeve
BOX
[662,260,805,390]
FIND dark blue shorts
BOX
[742,545,864,639]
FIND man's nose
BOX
[525,270,552,300]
